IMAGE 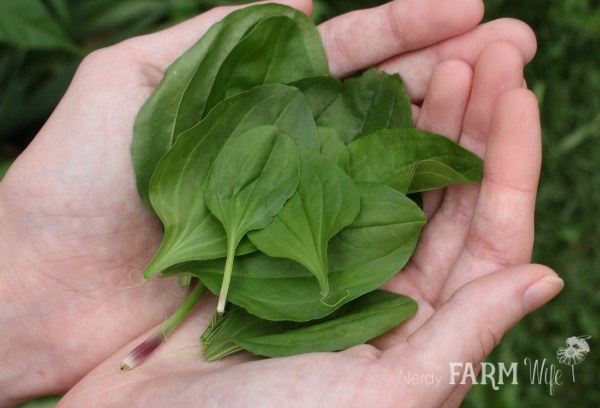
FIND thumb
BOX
[384,264,563,407]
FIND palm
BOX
[0,51,185,386]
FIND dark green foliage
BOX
[131,4,328,207]
[347,128,484,194]
[142,85,316,278]
[0,0,200,146]
[204,126,301,313]
[170,182,426,322]
[249,148,361,297]
[132,4,481,359]
[202,290,417,361]
[292,68,413,144]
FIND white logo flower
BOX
[556,335,591,382]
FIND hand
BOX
[0,0,545,405]
[57,40,562,408]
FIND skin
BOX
[0,0,561,406]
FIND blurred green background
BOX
[1,0,598,406]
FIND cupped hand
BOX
[0,0,546,405]
[58,41,562,408]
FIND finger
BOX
[115,0,313,72]
[383,264,563,407]
[379,18,536,101]
[318,0,484,78]
[416,41,525,290]
[468,88,541,263]
[417,60,473,139]
[416,59,473,218]
[459,41,526,156]
[470,88,541,251]
[389,45,525,303]
[380,60,473,304]
[439,88,542,301]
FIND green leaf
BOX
[205,126,300,313]
[125,2,482,364]
[202,290,417,361]
[249,148,360,296]
[293,68,413,144]
[290,75,342,118]
[0,0,80,53]
[131,3,328,207]
[347,128,484,194]
[327,182,426,272]
[204,15,328,111]
[143,84,317,278]
[317,127,350,172]
[175,182,425,322]
[204,126,301,238]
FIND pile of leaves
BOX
[129,3,483,362]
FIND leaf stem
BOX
[217,237,237,314]
[119,282,207,371]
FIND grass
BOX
[3,0,599,406]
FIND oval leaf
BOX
[248,148,360,296]
[202,290,417,361]
[174,183,425,322]
[293,68,413,144]
[143,85,316,279]
[204,126,300,241]
[205,126,300,312]
[317,127,350,172]
[347,128,484,194]
[131,3,328,207]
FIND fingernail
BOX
[524,276,564,311]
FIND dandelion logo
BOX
[556,335,591,382]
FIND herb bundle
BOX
[124,3,482,367]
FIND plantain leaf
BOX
[131,3,328,208]
[317,127,350,172]
[347,128,484,194]
[202,290,417,361]
[204,15,327,110]
[204,126,300,240]
[327,182,426,272]
[204,126,300,313]
[128,3,482,362]
[170,182,425,322]
[249,148,360,296]
[143,84,316,279]
[292,68,413,144]
[290,75,342,118]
